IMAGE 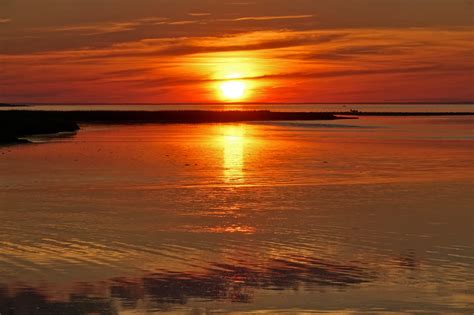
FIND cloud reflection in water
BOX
[0,257,374,313]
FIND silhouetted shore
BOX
[1,110,472,144]
[337,111,474,116]
[0,110,346,144]
[1,110,345,123]
[0,113,80,144]
[0,103,29,107]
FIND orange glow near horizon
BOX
[203,56,264,102]
[1,23,472,104]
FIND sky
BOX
[0,0,473,104]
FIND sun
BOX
[220,80,246,101]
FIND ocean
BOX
[0,105,473,313]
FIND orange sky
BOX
[0,0,473,104]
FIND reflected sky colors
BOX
[1,0,473,103]
[0,116,473,313]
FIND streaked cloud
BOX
[76,32,346,60]
[0,0,472,103]
[188,13,211,17]
[37,22,141,35]
[228,14,314,22]
[166,20,198,25]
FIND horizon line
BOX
[6,101,474,106]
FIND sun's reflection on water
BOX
[221,125,246,184]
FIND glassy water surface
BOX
[0,116,473,313]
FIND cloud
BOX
[166,20,198,25]
[103,67,154,77]
[245,65,471,81]
[293,43,427,60]
[188,13,211,17]
[26,16,199,36]
[156,65,474,86]
[78,32,346,60]
[83,64,470,92]
[4,1,471,57]
[228,14,315,22]
[30,21,142,35]
[1,25,472,103]
[0,18,11,24]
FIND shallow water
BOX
[0,116,473,314]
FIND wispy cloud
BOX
[1,27,472,103]
[291,43,427,61]
[27,17,178,36]
[38,14,315,36]
[76,32,345,60]
[0,18,12,24]
[229,14,314,22]
[188,13,211,17]
[242,65,474,81]
[120,64,473,88]
[47,22,140,35]
[166,20,198,25]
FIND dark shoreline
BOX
[0,110,345,145]
[336,112,474,116]
[1,110,473,145]
[0,112,80,145]
[0,110,346,123]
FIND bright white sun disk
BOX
[220,80,246,100]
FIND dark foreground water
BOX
[0,115,473,314]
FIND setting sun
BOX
[220,80,247,101]
[1,1,472,313]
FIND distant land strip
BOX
[0,110,473,145]
[335,111,474,116]
[0,110,344,144]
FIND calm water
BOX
[0,115,473,314]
